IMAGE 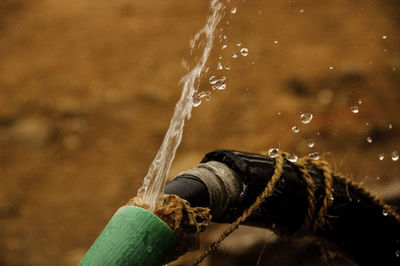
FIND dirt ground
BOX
[0,0,400,265]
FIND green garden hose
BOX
[80,206,176,266]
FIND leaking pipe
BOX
[80,206,176,266]
[164,149,400,266]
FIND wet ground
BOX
[0,0,400,265]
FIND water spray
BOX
[137,0,225,212]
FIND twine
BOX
[192,152,285,265]
[192,151,400,265]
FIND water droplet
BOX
[301,113,313,124]
[211,77,227,91]
[236,42,241,46]
[366,136,373,143]
[268,148,280,158]
[222,44,227,49]
[232,53,238,58]
[287,153,298,163]
[389,123,393,129]
[358,99,362,104]
[307,139,315,148]
[392,150,399,161]
[193,97,201,107]
[309,152,320,160]
[376,176,381,181]
[382,209,389,216]
[395,250,400,258]
[240,47,249,56]
[329,65,334,70]
[209,75,218,85]
[217,62,223,70]
[350,105,359,113]
[379,153,385,160]
[197,91,211,101]
[239,191,245,200]
[299,8,305,13]
[224,64,231,70]
[239,183,248,200]
[214,82,226,90]
[271,223,276,229]
[273,40,279,44]
[231,7,237,14]
[382,34,387,39]
[329,194,334,201]
[223,35,228,40]
[291,126,300,133]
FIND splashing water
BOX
[309,152,320,160]
[287,153,298,163]
[268,148,280,158]
[392,150,399,161]
[231,7,237,14]
[240,47,249,56]
[301,113,313,124]
[306,139,315,148]
[292,125,300,133]
[137,0,225,212]
[350,105,359,113]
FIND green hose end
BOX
[80,206,177,266]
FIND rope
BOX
[334,172,400,223]
[192,152,285,266]
[293,156,317,233]
[309,159,334,231]
[192,151,400,265]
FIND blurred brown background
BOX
[0,0,399,265]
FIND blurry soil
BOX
[0,0,400,265]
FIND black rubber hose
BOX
[164,149,400,266]
[164,175,210,208]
